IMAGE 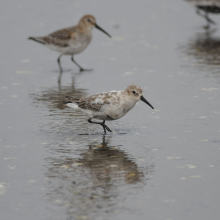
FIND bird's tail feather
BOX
[66,102,78,109]
[64,96,80,109]
[28,37,45,45]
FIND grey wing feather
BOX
[49,26,77,40]
[29,26,77,47]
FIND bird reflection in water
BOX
[44,136,154,219]
[79,136,145,184]
[30,75,87,111]
[181,29,220,78]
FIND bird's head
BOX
[79,14,111,38]
[125,85,154,109]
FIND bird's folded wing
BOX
[78,95,110,112]
[49,26,77,40]
[78,99,102,112]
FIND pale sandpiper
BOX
[64,85,154,134]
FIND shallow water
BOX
[1,0,220,219]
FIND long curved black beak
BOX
[140,96,154,109]
[95,23,111,38]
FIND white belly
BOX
[93,101,137,121]
[46,34,92,55]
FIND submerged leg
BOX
[71,55,93,72]
[88,119,112,134]
[57,54,63,72]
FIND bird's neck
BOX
[77,22,93,35]
[121,91,137,109]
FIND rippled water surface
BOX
[1,0,220,219]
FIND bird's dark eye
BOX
[132,91,136,94]
[87,19,91,22]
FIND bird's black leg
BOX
[58,71,62,84]
[102,122,107,134]
[88,119,112,134]
[197,9,215,29]
[71,55,93,72]
[102,121,112,133]
[204,12,215,25]
[196,8,201,16]
[57,55,63,73]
